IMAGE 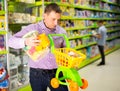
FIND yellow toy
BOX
[23,31,50,61]
[48,34,88,91]
[0,63,9,91]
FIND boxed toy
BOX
[23,31,50,61]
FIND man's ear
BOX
[43,13,45,19]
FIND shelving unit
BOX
[0,0,8,68]
[7,1,35,91]
[6,0,120,90]
[0,0,9,90]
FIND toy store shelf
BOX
[36,17,42,21]
[107,36,120,41]
[36,17,118,22]
[35,1,75,7]
[107,29,120,33]
[69,34,91,40]
[0,50,8,55]
[8,1,35,7]
[0,11,5,15]
[17,84,32,91]
[31,1,120,14]
[78,46,120,69]
[9,23,30,33]
[0,30,7,35]
[61,16,119,20]
[101,0,119,6]
[65,26,98,31]
[14,83,31,91]
[106,24,120,27]
[74,42,97,50]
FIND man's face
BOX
[44,11,61,30]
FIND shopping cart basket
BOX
[48,34,88,91]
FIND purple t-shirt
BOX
[8,20,67,69]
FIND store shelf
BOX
[18,84,32,91]
[69,34,91,40]
[101,0,119,6]
[0,11,5,15]
[107,29,120,33]
[0,0,9,67]
[0,30,7,35]
[31,1,120,16]
[9,23,30,33]
[106,24,120,27]
[0,50,8,55]
[74,42,97,50]
[107,36,120,41]
[62,17,120,20]
[65,26,98,31]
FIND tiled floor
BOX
[79,49,120,91]
[48,49,120,91]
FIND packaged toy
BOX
[23,31,50,61]
[0,63,9,91]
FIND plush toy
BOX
[0,63,9,91]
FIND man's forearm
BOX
[8,36,25,49]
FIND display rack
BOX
[7,1,35,91]
[0,0,9,90]
[0,0,8,71]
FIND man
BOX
[8,3,68,91]
[92,20,107,66]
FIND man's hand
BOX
[24,36,40,47]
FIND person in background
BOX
[92,20,107,66]
[8,3,68,91]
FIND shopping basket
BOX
[48,34,86,68]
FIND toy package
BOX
[23,31,50,61]
[0,63,9,91]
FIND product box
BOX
[90,45,98,58]
[80,48,87,57]
[23,31,50,61]
[86,47,91,59]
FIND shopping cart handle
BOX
[48,34,70,53]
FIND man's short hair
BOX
[44,3,62,14]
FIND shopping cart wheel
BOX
[80,78,88,89]
[50,78,59,88]
[69,81,79,91]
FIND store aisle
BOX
[79,49,120,91]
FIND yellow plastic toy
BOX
[23,31,50,61]
[48,34,88,91]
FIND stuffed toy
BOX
[0,63,9,91]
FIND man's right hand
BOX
[24,36,40,47]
